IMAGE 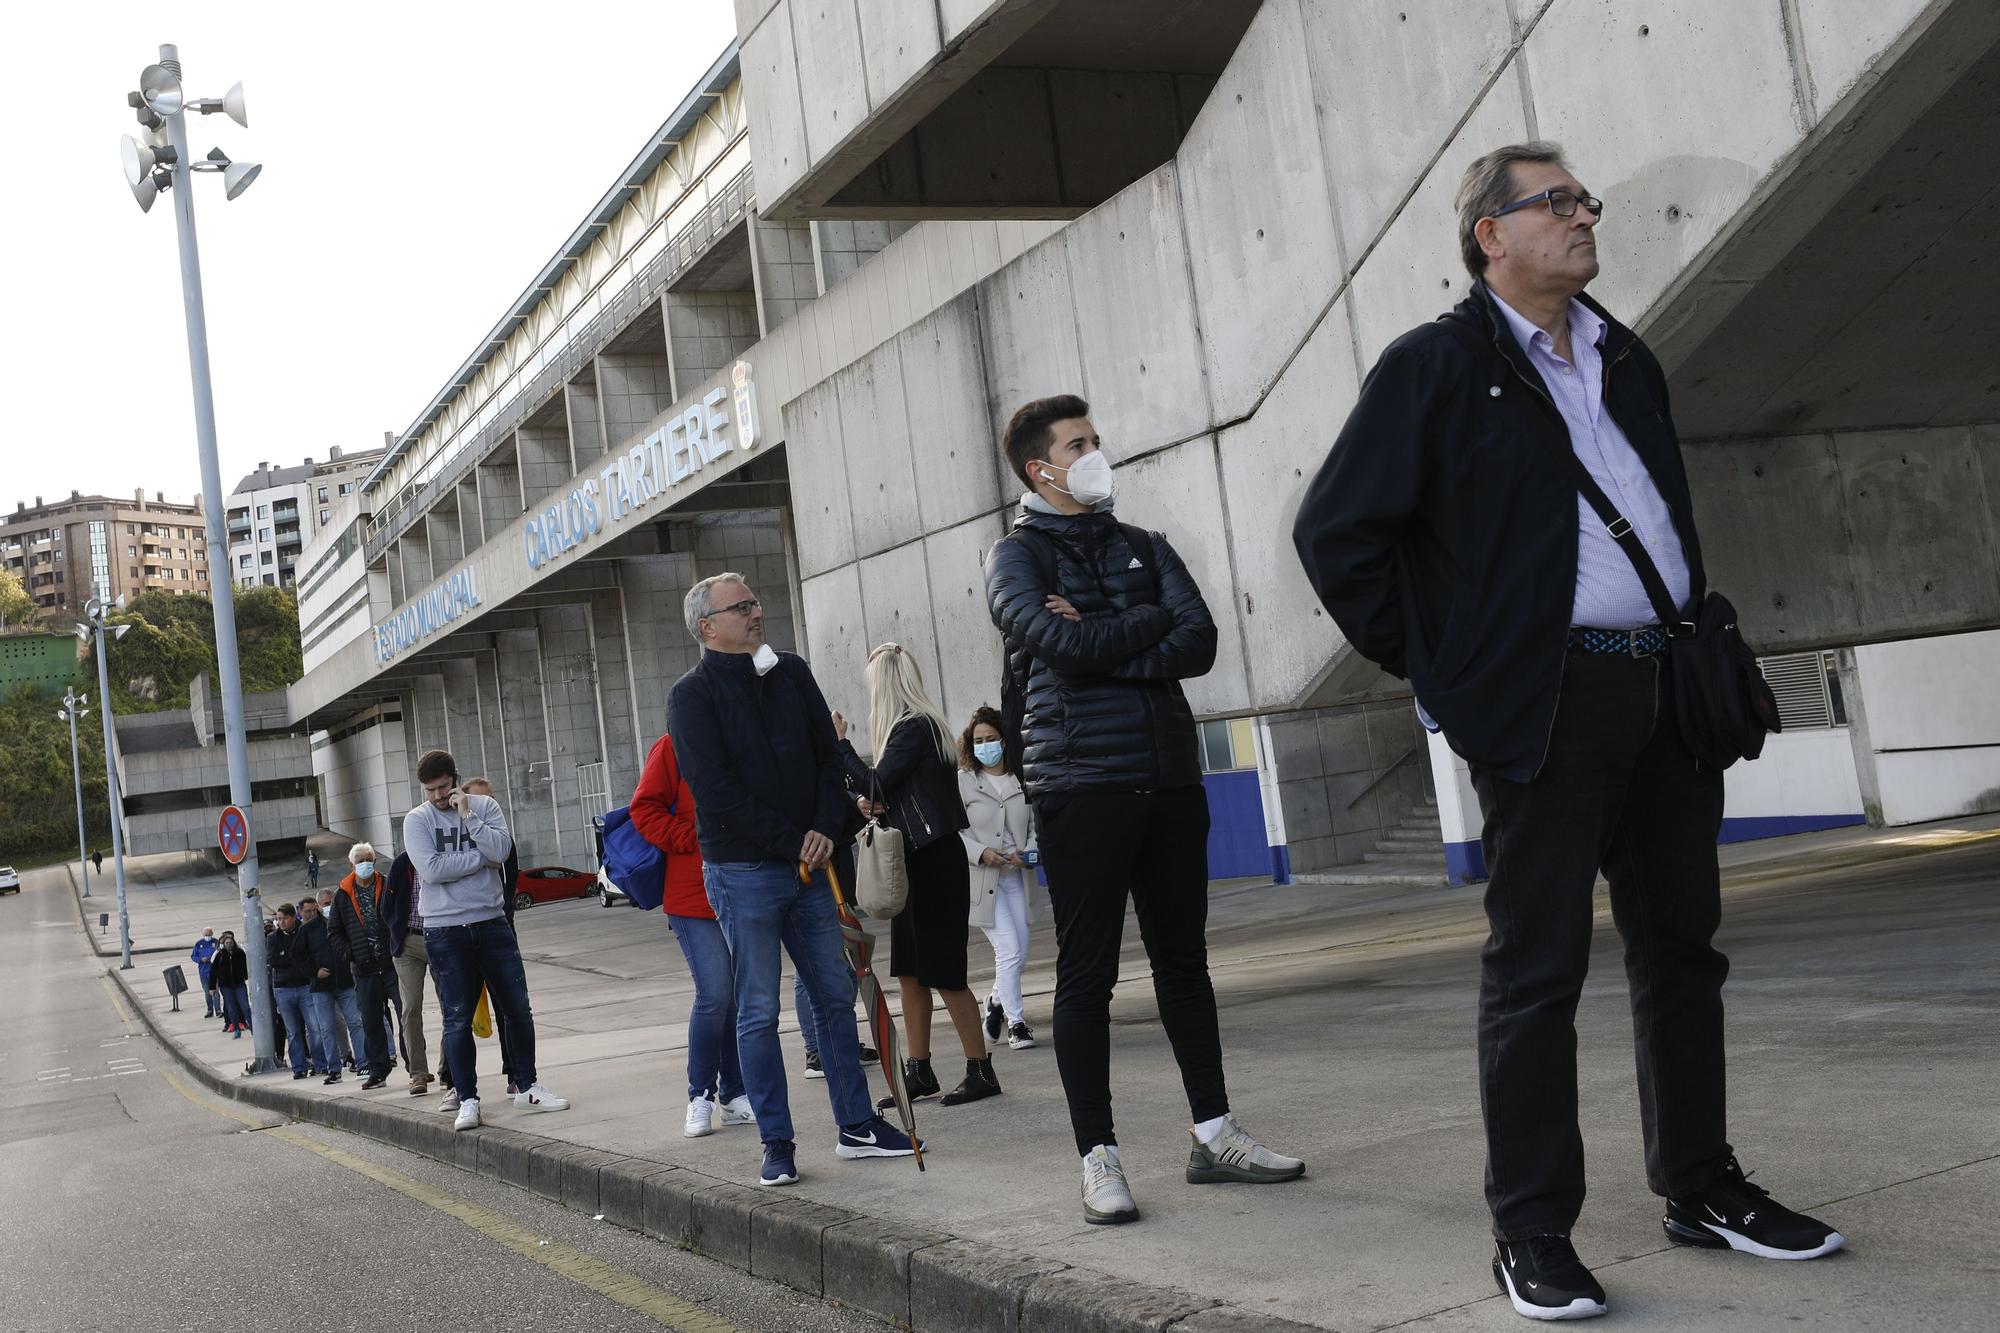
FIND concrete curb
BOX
[66,862,180,959]
[109,965,1327,1333]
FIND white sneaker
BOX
[718,1095,756,1127]
[514,1083,569,1113]
[439,1088,462,1114]
[1186,1113,1306,1184]
[1082,1144,1139,1225]
[453,1097,481,1131]
[684,1095,716,1138]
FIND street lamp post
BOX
[77,603,132,968]
[58,687,91,900]
[122,44,276,1072]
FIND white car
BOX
[596,866,637,909]
[0,865,20,895]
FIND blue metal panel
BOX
[1202,770,1270,881]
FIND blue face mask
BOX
[354,862,376,881]
[972,740,1004,768]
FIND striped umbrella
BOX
[801,862,924,1171]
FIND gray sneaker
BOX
[1082,1144,1139,1225]
[1186,1114,1306,1184]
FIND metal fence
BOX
[363,163,757,565]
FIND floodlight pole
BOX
[62,687,90,899]
[85,614,133,968]
[155,42,276,1071]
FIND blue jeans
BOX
[332,985,364,1064]
[425,918,537,1104]
[273,986,313,1074]
[668,914,745,1104]
[199,967,218,1014]
[220,983,249,1027]
[303,990,339,1074]
[703,860,870,1143]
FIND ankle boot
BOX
[878,1057,940,1110]
[940,1056,1002,1106]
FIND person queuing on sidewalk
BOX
[458,776,523,1095]
[667,572,922,1188]
[211,930,251,1038]
[404,748,569,1131]
[315,886,362,1073]
[631,730,757,1140]
[328,842,401,1091]
[1292,142,1844,1322]
[986,393,1305,1227]
[266,904,318,1077]
[796,799,880,1081]
[295,896,345,1084]
[191,928,221,1019]
[386,850,436,1096]
[835,644,998,1108]
[958,706,1039,1051]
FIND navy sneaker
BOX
[1664,1157,1845,1259]
[759,1140,798,1187]
[836,1115,923,1160]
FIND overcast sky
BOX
[1,1,738,511]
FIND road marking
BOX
[37,1069,70,1081]
[155,1069,744,1332]
[99,975,138,1036]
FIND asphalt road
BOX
[0,866,888,1333]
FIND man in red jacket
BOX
[633,733,756,1139]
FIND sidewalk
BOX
[111,817,2000,1331]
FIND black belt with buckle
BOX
[1568,625,1667,657]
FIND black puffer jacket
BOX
[839,715,970,850]
[985,508,1217,798]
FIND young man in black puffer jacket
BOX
[984,394,1305,1228]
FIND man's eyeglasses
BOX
[1491,188,1604,220]
[707,598,762,618]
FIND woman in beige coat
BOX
[957,707,1039,1050]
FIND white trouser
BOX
[980,871,1030,1025]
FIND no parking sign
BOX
[218,805,249,865]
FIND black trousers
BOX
[1470,653,1732,1240]
[353,969,402,1080]
[1036,785,1229,1156]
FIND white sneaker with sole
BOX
[438,1089,462,1114]
[684,1095,716,1138]
[453,1097,481,1131]
[1082,1144,1139,1225]
[514,1083,569,1113]
[718,1095,756,1127]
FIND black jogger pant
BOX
[1035,784,1229,1156]
[1471,652,1732,1241]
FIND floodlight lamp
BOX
[222,159,262,200]
[74,624,91,641]
[129,169,165,213]
[138,63,184,117]
[113,594,126,610]
[57,708,67,722]
[121,136,175,187]
[196,81,248,128]
[112,623,132,640]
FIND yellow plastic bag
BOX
[471,985,493,1039]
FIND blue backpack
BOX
[599,806,667,911]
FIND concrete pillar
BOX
[374,552,400,616]
[472,649,513,825]
[597,347,674,453]
[477,441,524,541]
[664,292,760,400]
[589,585,642,803]
[564,381,605,473]
[426,503,463,575]
[455,478,484,552]
[618,552,699,753]
[493,627,559,865]
[517,424,572,510]
[398,527,432,597]
[749,215,818,334]
[692,510,797,650]
[439,657,485,780]
[535,603,605,865]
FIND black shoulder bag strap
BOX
[1529,421,1780,768]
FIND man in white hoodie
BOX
[402,748,569,1131]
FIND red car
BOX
[513,866,598,910]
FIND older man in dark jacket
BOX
[985,393,1303,1228]
[329,842,400,1089]
[1293,143,1842,1320]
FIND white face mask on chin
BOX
[1039,450,1116,507]
[752,643,779,676]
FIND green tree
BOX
[84,586,305,714]
[0,678,113,864]
[0,568,35,629]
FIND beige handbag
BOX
[854,816,908,919]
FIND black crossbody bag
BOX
[1550,455,1781,769]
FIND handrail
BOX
[1343,741,1423,810]
[361,163,756,566]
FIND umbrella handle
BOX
[799,861,853,911]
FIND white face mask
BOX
[752,643,780,676]
[1039,450,1116,507]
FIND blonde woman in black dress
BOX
[834,643,999,1106]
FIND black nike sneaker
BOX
[1664,1157,1845,1259]
[1492,1235,1607,1321]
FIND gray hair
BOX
[347,842,377,866]
[1455,141,1570,277]
[684,571,750,642]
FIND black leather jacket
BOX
[839,716,969,851]
[985,508,1216,798]
[1292,282,1707,782]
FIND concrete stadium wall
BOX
[1854,629,2000,825]
[312,704,407,856]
